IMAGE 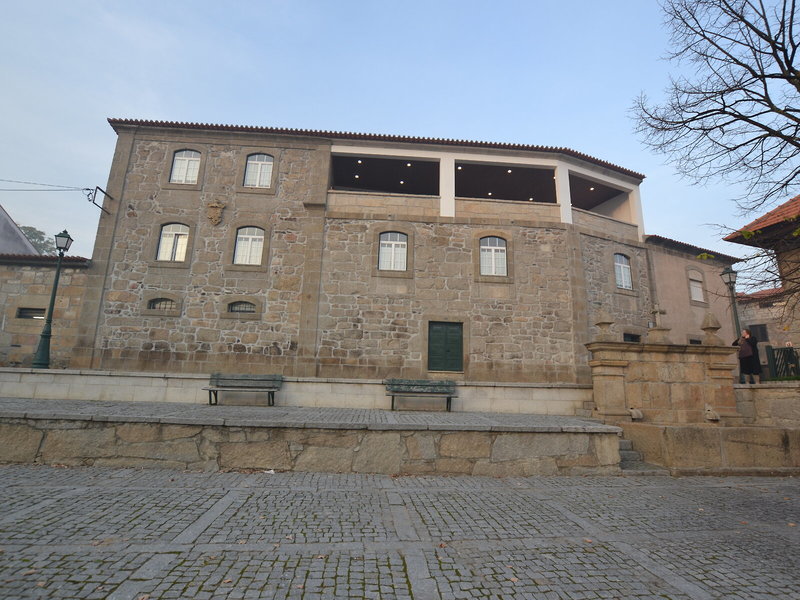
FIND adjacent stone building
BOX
[55,119,738,386]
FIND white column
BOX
[440,156,455,217]
[629,187,645,241]
[554,164,573,224]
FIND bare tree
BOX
[634,0,800,211]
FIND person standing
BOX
[733,329,761,384]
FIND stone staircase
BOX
[618,437,670,476]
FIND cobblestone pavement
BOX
[0,465,797,599]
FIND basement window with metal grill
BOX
[228,301,256,313]
[16,307,45,319]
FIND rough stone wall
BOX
[581,234,652,342]
[0,418,621,476]
[83,131,328,374]
[0,264,88,367]
[317,219,580,382]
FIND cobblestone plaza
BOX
[0,465,797,599]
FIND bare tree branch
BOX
[634,0,800,210]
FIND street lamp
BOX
[31,230,74,369]
[720,266,741,339]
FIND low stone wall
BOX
[735,382,800,428]
[621,422,800,475]
[0,368,592,414]
[586,341,738,424]
[0,417,620,476]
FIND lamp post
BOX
[32,230,74,369]
[720,266,741,339]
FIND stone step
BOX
[620,449,642,463]
[618,437,670,476]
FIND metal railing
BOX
[765,345,800,379]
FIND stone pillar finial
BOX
[700,312,724,345]
[594,310,615,342]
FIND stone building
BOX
[724,195,800,366]
[54,118,736,386]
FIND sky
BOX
[0,0,759,259]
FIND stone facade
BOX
[0,120,728,393]
[0,258,90,367]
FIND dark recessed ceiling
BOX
[569,175,625,210]
[455,163,556,203]
[331,156,439,196]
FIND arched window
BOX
[156,224,190,262]
[378,232,408,271]
[228,301,256,313]
[688,270,705,302]
[614,253,632,290]
[244,153,274,188]
[480,236,507,276]
[233,226,265,265]
[169,150,201,184]
[147,298,177,311]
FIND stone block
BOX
[294,446,353,472]
[117,438,201,463]
[352,432,401,474]
[218,441,292,470]
[41,426,117,461]
[591,435,620,466]
[404,433,437,460]
[491,433,571,461]
[663,426,722,468]
[433,457,474,474]
[473,457,558,477]
[0,423,43,462]
[721,428,795,468]
[439,432,492,458]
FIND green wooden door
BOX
[428,321,463,372]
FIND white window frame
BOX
[169,150,201,184]
[244,154,274,188]
[378,232,408,271]
[157,224,189,262]
[688,270,705,302]
[614,253,632,290]
[233,226,265,265]
[479,236,507,276]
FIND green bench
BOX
[204,373,284,406]
[384,378,457,412]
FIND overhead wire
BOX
[0,178,85,192]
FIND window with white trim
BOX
[378,232,407,271]
[480,236,507,276]
[169,150,201,184]
[233,226,265,265]
[688,270,705,302]
[243,153,274,188]
[156,224,189,262]
[614,253,632,290]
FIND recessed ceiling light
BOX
[488,192,492,196]
[507,169,512,174]
[528,197,534,201]
[589,187,595,191]
[457,166,462,170]
[406,163,411,167]
[400,180,404,184]
[354,175,359,179]
[357,159,362,164]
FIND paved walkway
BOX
[0,397,617,433]
[0,465,797,599]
